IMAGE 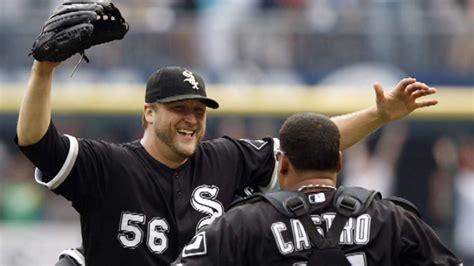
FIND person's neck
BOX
[290,171,337,193]
[297,183,337,193]
[141,131,187,169]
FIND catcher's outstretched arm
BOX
[17,61,59,146]
[332,78,437,150]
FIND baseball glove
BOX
[30,0,129,62]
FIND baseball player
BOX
[172,112,462,266]
[17,1,440,265]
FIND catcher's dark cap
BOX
[145,67,219,109]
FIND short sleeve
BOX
[16,122,115,212]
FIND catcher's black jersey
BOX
[17,123,278,265]
[173,190,462,266]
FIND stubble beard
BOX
[154,125,201,159]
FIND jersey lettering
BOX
[190,185,224,232]
[271,222,293,255]
[354,214,371,244]
[117,212,170,254]
[270,212,372,256]
[340,218,354,244]
[290,219,311,251]
[310,215,326,236]
[322,212,336,229]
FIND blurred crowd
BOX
[0,0,473,85]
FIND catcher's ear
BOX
[279,154,289,175]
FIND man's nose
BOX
[183,112,198,123]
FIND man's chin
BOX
[174,144,197,158]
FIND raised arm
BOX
[333,78,437,150]
[17,61,60,146]
[17,0,128,146]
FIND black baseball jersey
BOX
[16,122,279,265]
[173,190,462,266]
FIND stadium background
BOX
[0,0,473,265]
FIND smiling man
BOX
[141,67,217,168]
[16,64,280,265]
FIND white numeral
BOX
[118,212,145,248]
[118,212,170,254]
[346,252,367,266]
[147,218,170,254]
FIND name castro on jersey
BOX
[271,212,371,255]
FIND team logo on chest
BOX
[191,185,224,232]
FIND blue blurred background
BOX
[0,0,473,265]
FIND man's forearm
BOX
[17,61,57,146]
[331,106,383,150]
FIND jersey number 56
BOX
[117,212,170,254]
